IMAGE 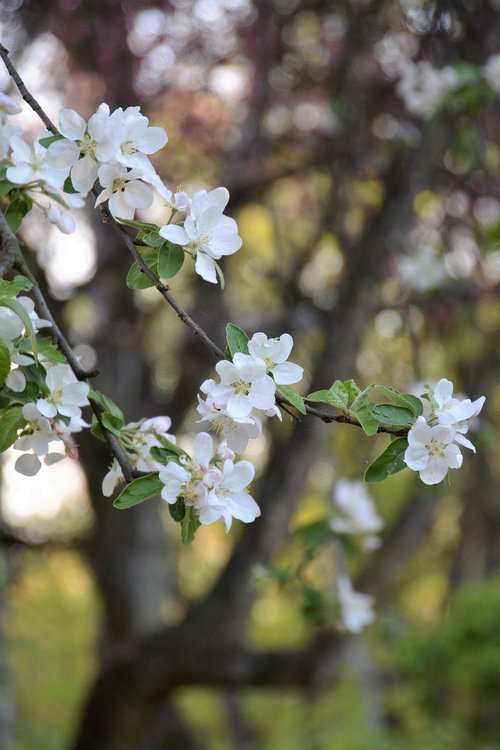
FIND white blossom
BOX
[0,92,21,118]
[396,60,459,118]
[7,135,66,190]
[45,104,117,194]
[36,363,90,419]
[196,458,259,531]
[95,164,154,221]
[211,353,276,419]
[404,416,463,485]
[247,332,303,385]
[337,574,375,634]
[109,106,168,172]
[483,53,500,93]
[331,480,383,536]
[102,459,125,497]
[159,187,242,284]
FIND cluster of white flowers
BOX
[330,480,382,633]
[196,332,303,452]
[102,415,177,496]
[159,432,259,531]
[337,574,376,634]
[13,363,90,476]
[0,95,242,285]
[395,53,500,118]
[151,331,304,531]
[404,378,485,485]
[331,479,383,551]
[395,60,460,118]
[159,187,242,284]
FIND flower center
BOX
[426,437,445,457]
[111,177,126,193]
[121,140,138,155]
[80,133,96,159]
[234,380,250,396]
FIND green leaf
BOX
[0,297,37,356]
[401,393,423,417]
[0,179,16,197]
[343,379,361,403]
[168,498,186,523]
[90,418,105,441]
[374,385,423,417]
[62,175,79,194]
[0,275,32,299]
[277,384,306,414]
[350,386,378,435]
[226,323,249,357]
[158,241,185,279]
[365,437,409,483]
[295,519,332,552]
[372,404,415,427]
[5,197,31,232]
[142,232,164,247]
[0,341,11,388]
[149,445,182,465]
[181,505,201,544]
[306,380,362,409]
[27,337,65,363]
[0,405,26,452]
[350,403,379,435]
[101,413,124,435]
[113,473,163,509]
[38,134,64,148]
[305,389,334,404]
[89,390,124,422]
[120,218,160,232]
[126,248,159,289]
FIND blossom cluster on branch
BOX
[0,51,490,632]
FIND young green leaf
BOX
[0,341,11,388]
[351,403,379,435]
[364,437,409,483]
[62,175,79,194]
[142,232,165,247]
[119,218,160,232]
[126,247,159,289]
[0,405,26,452]
[168,497,186,522]
[89,390,124,422]
[305,389,336,404]
[226,323,249,357]
[374,385,423,417]
[158,241,184,279]
[101,413,124,435]
[277,384,306,414]
[372,403,415,426]
[350,386,378,435]
[113,473,164,509]
[6,197,31,232]
[181,505,201,544]
[38,134,64,148]
[150,445,182,465]
[0,179,16,197]
[26,337,66,364]
[0,275,32,299]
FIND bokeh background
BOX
[1,1,500,749]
